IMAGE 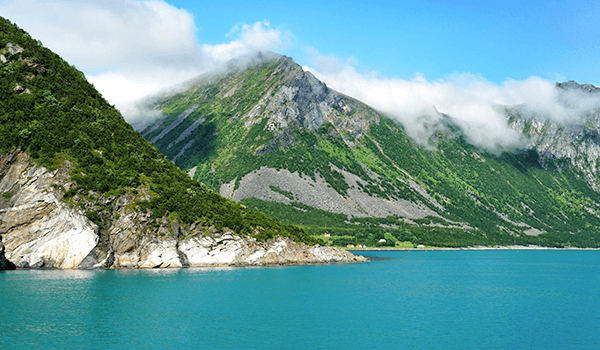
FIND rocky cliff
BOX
[142,54,379,168]
[0,150,365,269]
[507,81,600,190]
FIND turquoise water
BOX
[1,250,599,349]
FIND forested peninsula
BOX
[0,17,366,269]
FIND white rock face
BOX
[180,235,240,265]
[0,152,98,269]
[178,235,366,267]
[139,239,183,268]
[4,203,98,269]
[108,234,367,269]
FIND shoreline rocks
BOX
[0,150,367,270]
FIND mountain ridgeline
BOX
[142,53,600,248]
[0,17,370,270]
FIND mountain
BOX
[141,53,600,248]
[0,17,365,270]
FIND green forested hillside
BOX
[0,17,315,245]
[143,54,600,248]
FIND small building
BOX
[324,233,331,237]
[346,244,355,248]
[378,239,387,243]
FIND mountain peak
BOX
[142,54,380,166]
[557,80,600,93]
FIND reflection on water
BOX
[4,268,99,281]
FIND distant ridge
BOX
[557,80,600,93]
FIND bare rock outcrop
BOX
[507,82,600,192]
[0,150,98,268]
[179,234,366,266]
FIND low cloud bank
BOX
[101,17,289,130]
[305,54,600,154]
[126,51,283,131]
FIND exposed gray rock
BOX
[187,166,197,179]
[254,128,296,156]
[523,228,544,236]
[6,43,23,55]
[557,80,600,94]
[13,84,30,94]
[224,166,436,219]
[507,106,600,191]
[261,56,379,135]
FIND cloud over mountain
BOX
[2,0,599,154]
[305,51,600,153]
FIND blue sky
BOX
[168,0,599,84]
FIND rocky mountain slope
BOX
[142,54,600,248]
[0,17,366,269]
[507,81,600,191]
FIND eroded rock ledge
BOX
[115,234,367,269]
[0,150,366,270]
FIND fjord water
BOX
[2,251,599,349]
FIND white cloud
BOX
[0,0,290,124]
[87,68,196,111]
[304,50,600,154]
[0,0,201,70]
[202,21,292,63]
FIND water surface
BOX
[1,250,599,349]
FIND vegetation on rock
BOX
[0,16,316,245]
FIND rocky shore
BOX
[0,150,366,270]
